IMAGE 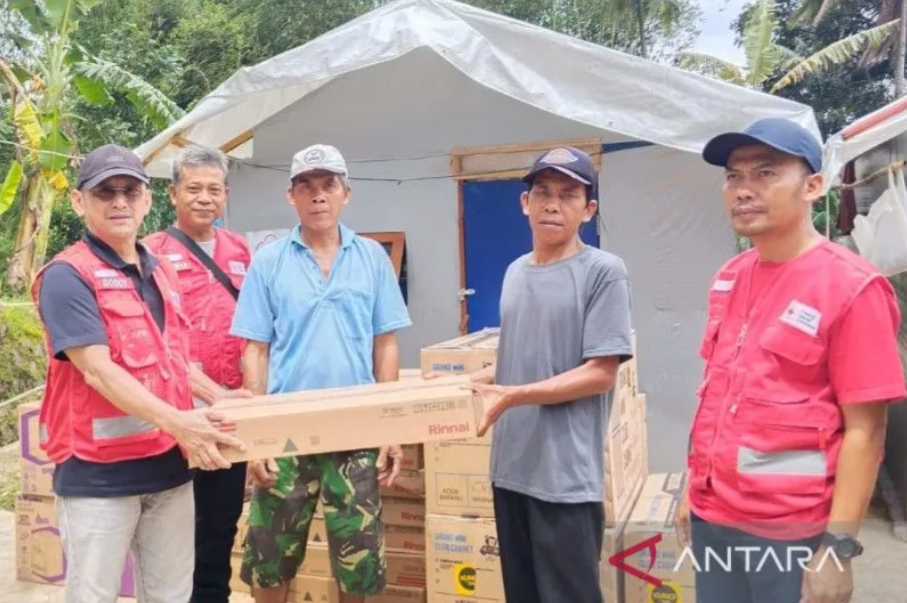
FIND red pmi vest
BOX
[30,240,194,465]
[142,227,250,391]
[687,241,892,540]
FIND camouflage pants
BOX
[239,449,386,596]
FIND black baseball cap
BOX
[522,146,597,186]
[77,144,150,190]
[702,118,823,173]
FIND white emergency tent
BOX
[822,98,907,521]
[135,0,820,473]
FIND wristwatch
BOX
[821,532,864,559]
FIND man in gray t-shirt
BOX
[466,146,633,603]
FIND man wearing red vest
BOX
[675,119,906,603]
[144,145,252,603]
[31,144,247,603]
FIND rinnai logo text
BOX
[428,422,471,436]
[608,534,845,588]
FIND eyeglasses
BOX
[90,185,145,202]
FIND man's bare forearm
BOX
[68,345,182,432]
[511,357,618,407]
[242,341,270,396]
[828,404,888,537]
[373,333,399,383]
[189,365,227,405]
[469,364,496,385]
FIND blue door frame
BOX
[459,178,600,333]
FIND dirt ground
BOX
[1,508,906,602]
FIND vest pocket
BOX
[732,413,829,495]
[699,317,722,360]
[735,445,828,495]
[758,323,824,366]
[101,299,161,369]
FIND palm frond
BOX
[743,0,781,86]
[774,44,805,72]
[674,51,745,84]
[771,19,901,92]
[72,59,184,130]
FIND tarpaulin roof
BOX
[822,96,907,188]
[134,0,820,179]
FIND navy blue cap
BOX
[523,146,597,186]
[702,118,823,173]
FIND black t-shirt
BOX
[38,231,193,497]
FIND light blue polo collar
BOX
[291,222,355,250]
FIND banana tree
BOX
[0,0,183,293]
[792,0,906,96]
[674,0,899,93]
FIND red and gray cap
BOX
[77,144,150,190]
[522,146,597,186]
[290,144,348,181]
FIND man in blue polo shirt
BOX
[231,144,412,603]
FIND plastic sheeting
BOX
[822,96,907,189]
[134,0,819,178]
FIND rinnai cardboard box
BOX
[381,468,426,499]
[620,473,695,603]
[18,402,54,498]
[420,329,499,375]
[206,375,482,467]
[605,391,648,527]
[401,444,424,470]
[383,496,426,529]
[367,584,426,602]
[15,495,135,595]
[426,514,503,603]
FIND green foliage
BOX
[0,304,45,402]
[740,0,894,135]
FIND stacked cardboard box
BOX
[600,473,695,603]
[421,330,649,602]
[15,401,136,595]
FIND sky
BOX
[690,0,750,66]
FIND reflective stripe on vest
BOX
[737,447,827,478]
[93,415,158,441]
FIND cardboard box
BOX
[619,473,695,603]
[289,574,339,603]
[424,435,493,518]
[420,329,499,375]
[381,468,425,499]
[386,524,425,554]
[18,402,54,498]
[383,496,426,528]
[426,514,503,602]
[605,390,649,527]
[386,551,427,588]
[15,495,135,595]
[367,584,426,602]
[401,444,424,470]
[207,375,482,467]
